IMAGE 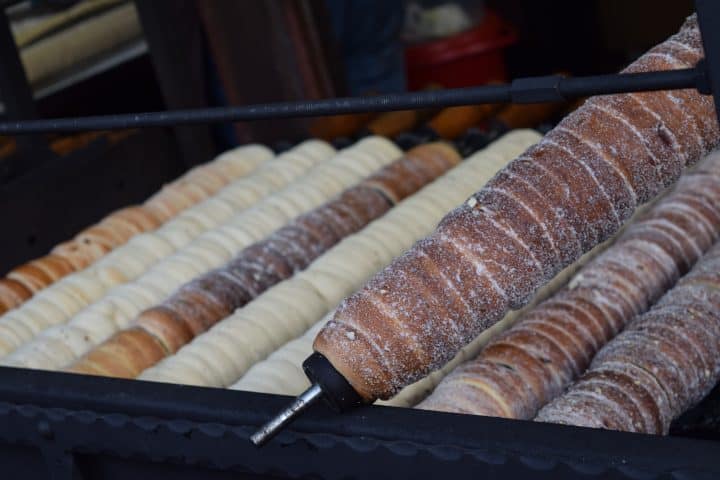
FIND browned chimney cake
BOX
[535,237,720,434]
[416,151,720,418]
[313,15,720,401]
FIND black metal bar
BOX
[557,67,704,98]
[696,0,720,125]
[0,67,702,135]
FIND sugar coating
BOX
[315,15,720,401]
[418,150,720,418]
[537,236,720,434]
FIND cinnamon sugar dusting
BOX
[315,14,720,403]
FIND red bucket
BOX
[404,10,516,91]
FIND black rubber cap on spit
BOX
[395,125,441,150]
[453,128,490,157]
[303,352,364,412]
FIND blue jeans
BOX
[324,0,407,95]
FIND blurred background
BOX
[0,0,695,268]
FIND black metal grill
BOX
[2,0,720,478]
[1,366,719,480]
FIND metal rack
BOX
[1,1,720,478]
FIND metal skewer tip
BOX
[250,383,323,446]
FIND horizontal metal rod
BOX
[0,67,702,135]
[558,66,704,98]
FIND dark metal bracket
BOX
[696,0,720,124]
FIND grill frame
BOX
[0,366,719,480]
[3,2,720,478]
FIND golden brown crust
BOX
[583,369,664,434]
[50,241,90,270]
[7,263,54,293]
[135,306,194,354]
[76,224,127,249]
[0,135,250,309]
[363,143,460,204]
[142,201,174,223]
[69,327,168,379]
[65,360,111,377]
[440,207,547,307]
[561,102,661,202]
[162,296,222,337]
[97,219,140,243]
[0,278,33,310]
[52,238,110,269]
[480,342,560,403]
[333,187,392,229]
[312,316,390,401]
[28,255,74,282]
[520,139,622,251]
[68,346,136,378]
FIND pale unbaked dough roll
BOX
[2,138,400,368]
[150,141,329,247]
[77,143,270,255]
[0,142,321,355]
[0,279,33,315]
[141,131,540,388]
[0,142,272,316]
[69,143,460,378]
[231,320,328,395]
[69,189,390,377]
